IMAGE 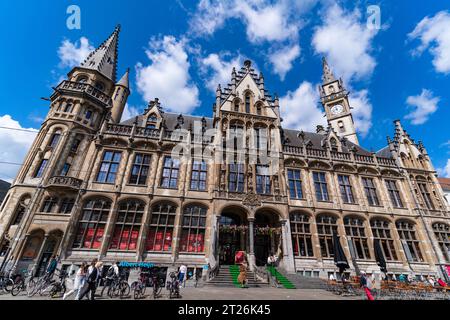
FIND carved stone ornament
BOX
[242,191,262,209]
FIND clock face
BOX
[331,104,344,115]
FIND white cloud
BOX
[349,89,373,137]
[280,81,326,131]
[199,53,245,92]
[268,44,301,80]
[405,89,440,125]
[135,36,200,114]
[121,104,141,122]
[0,115,38,182]
[189,0,316,78]
[437,159,450,178]
[312,4,378,82]
[408,11,450,74]
[58,37,94,68]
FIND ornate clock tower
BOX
[319,57,359,145]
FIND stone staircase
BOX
[205,265,268,288]
[277,269,327,290]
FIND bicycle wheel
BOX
[4,278,14,293]
[26,278,37,297]
[11,280,24,296]
[119,282,130,299]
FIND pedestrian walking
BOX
[179,264,187,288]
[78,259,101,300]
[63,262,87,300]
[359,271,374,301]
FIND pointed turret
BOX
[81,25,121,82]
[111,68,130,123]
[322,57,336,84]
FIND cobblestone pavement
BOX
[0,286,360,301]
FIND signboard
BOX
[446,265,450,278]
[118,262,154,269]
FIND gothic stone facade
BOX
[1,27,449,280]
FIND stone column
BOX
[32,234,49,276]
[248,218,255,271]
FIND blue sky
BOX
[0,0,449,181]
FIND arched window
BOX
[12,198,29,225]
[433,223,450,262]
[370,219,398,261]
[290,213,313,257]
[317,215,338,258]
[59,198,75,214]
[179,205,207,253]
[344,216,370,260]
[110,200,144,251]
[256,104,262,116]
[77,76,88,83]
[145,203,176,252]
[396,220,424,262]
[234,100,240,112]
[41,197,58,213]
[245,94,251,113]
[338,121,345,133]
[72,199,111,249]
[94,82,105,91]
[49,130,62,148]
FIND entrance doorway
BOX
[35,231,62,277]
[254,211,281,267]
[218,209,248,265]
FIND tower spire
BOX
[322,56,336,84]
[81,25,121,82]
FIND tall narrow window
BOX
[145,203,176,252]
[290,213,313,257]
[190,160,207,191]
[344,217,370,259]
[234,101,239,112]
[256,104,262,115]
[313,172,329,201]
[228,163,245,192]
[72,199,111,249]
[371,219,398,261]
[110,201,144,251]
[129,153,151,185]
[245,94,251,113]
[362,177,380,206]
[41,197,58,213]
[317,215,338,258]
[63,103,73,113]
[96,151,122,184]
[396,221,424,262]
[49,131,61,148]
[61,163,71,177]
[418,183,434,210]
[287,169,303,199]
[385,180,404,208]
[60,198,75,214]
[71,138,82,153]
[432,223,450,262]
[338,175,355,203]
[160,157,180,189]
[34,159,48,178]
[12,204,26,225]
[180,205,207,253]
[256,165,271,195]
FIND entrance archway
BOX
[35,230,63,277]
[218,206,248,265]
[254,210,281,267]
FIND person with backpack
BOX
[359,271,374,301]
[100,262,120,297]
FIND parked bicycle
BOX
[11,269,34,297]
[27,270,58,297]
[166,272,181,299]
[150,270,165,299]
[131,272,150,300]
[0,272,14,294]
[107,272,130,299]
[48,270,68,298]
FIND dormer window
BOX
[78,76,88,83]
[149,114,158,122]
[256,105,262,116]
[234,101,239,112]
[146,123,156,130]
[245,94,251,113]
